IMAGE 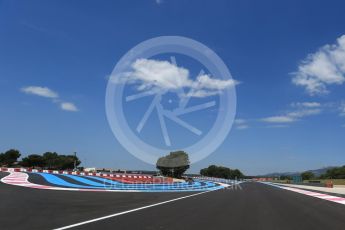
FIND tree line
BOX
[156,152,246,180]
[280,166,345,181]
[200,165,244,179]
[319,166,345,179]
[0,149,81,170]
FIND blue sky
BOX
[1,0,345,175]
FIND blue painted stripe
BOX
[61,174,109,187]
[35,173,224,192]
[38,173,94,189]
[86,175,202,188]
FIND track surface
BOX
[1,173,345,230]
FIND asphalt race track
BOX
[1,172,345,230]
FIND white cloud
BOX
[21,85,78,112]
[130,59,191,91]
[286,109,322,118]
[291,102,321,108]
[124,58,238,98]
[155,0,163,4]
[292,35,345,95]
[60,102,78,112]
[261,116,297,123]
[195,74,238,90]
[261,106,322,124]
[234,119,247,125]
[236,124,249,130]
[21,86,58,98]
[234,118,249,130]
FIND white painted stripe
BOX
[263,182,345,205]
[54,190,213,230]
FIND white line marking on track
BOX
[54,190,214,230]
[262,182,345,205]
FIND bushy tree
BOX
[280,175,292,180]
[200,165,244,179]
[232,169,244,179]
[20,153,81,170]
[301,171,314,180]
[21,154,45,168]
[42,152,59,169]
[0,149,21,166]
[156,151,190,178]
[320,166,345,179]
[54,155,81,170]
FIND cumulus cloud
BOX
[123,58,238,98]
[261,103,322,124]
[21,86,58,98]
[21,85,78,112]
[195,74,237,90]
[130,59,190,91]
[60,102,78,112]
[292,35,345,95]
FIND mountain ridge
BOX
[261,166,336,177]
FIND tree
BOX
[0,149,21,166]
[21,154,45,168]
[54,155,81,170]
[231,169,244,179]
[156,151,190,178]
[280,175,292,180]
[20,153,81,170]
[320,166,345,179]
[200,165,244,179]
[42,152,59,169]
[301,171,314,180]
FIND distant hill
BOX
[262,167,336,177]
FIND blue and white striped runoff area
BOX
[1,171,242,192]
